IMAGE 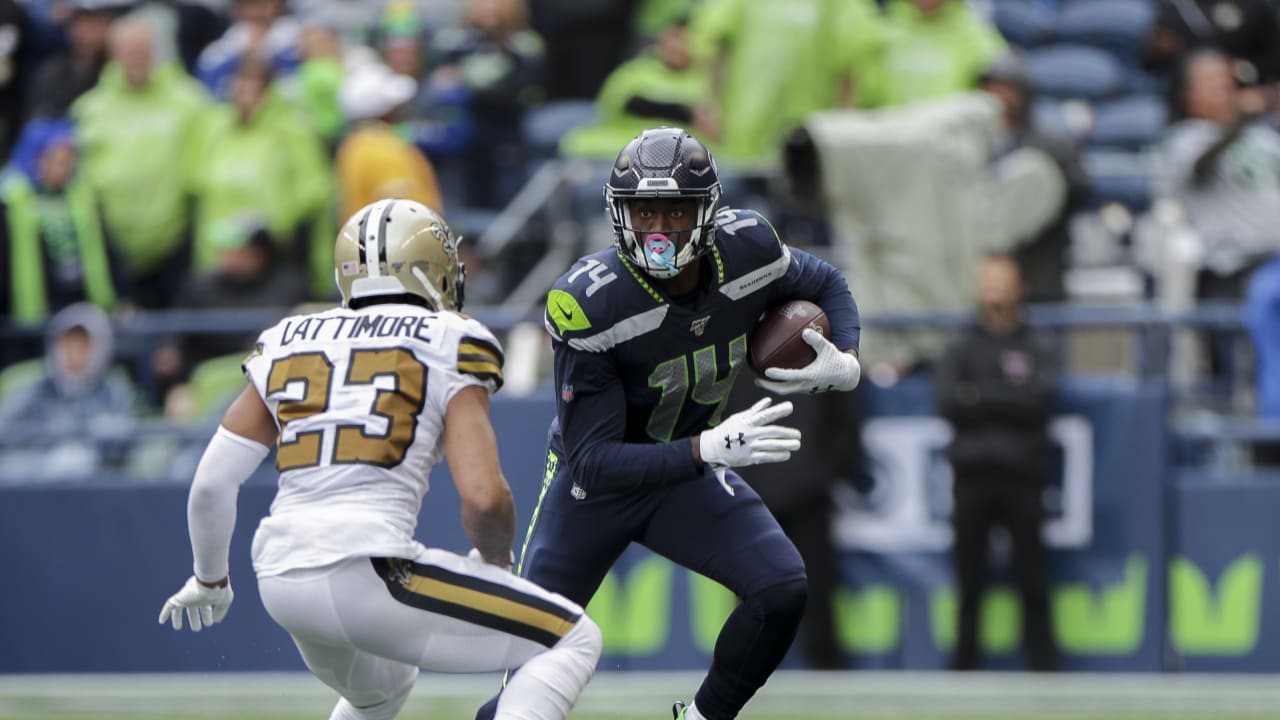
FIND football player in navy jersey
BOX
[477,127,862,720]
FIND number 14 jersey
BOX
[542,208,861,497]
[242,303,504,578]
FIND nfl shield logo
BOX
[690,316,710,336]
[561,384,574,402]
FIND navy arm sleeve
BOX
[777,247,861,353]
[554,343,703,495]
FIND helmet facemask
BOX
[403,230,466,312]
[605,127,723,280]
[607,182,721,279]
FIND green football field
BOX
[3,671,1280,719]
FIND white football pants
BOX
[257,548,601,720]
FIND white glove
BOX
[698,398,802,468]
[158,576,234,632]
[755,328,861,395]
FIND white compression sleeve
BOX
[188,426,270,583]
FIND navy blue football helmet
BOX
[605,127,722,279]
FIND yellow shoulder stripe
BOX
[457,335,504,389]
[459,342,502,365]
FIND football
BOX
[748,299,830,375]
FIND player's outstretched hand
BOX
[755,328,861,395]
[699,398,802,468]
[158,576,234,632]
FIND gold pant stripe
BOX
[403,574,574,640]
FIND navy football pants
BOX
[520,448,806,605]
[477,448,807,720]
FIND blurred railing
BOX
[0,300,1254,393]
[868,300,1248,378]
[474,159,610,312]
[0,301,1272,479]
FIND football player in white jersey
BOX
[159,199,601,720]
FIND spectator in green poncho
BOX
[560,15,711,160]
[71,17,210,309]
[1,120,123,327]
[688,0,882,166]
[185,51,332,277]
[631,0,695,42]
[858,0,1007,109]
[294,22,349,148]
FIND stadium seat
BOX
[1030,97,1095,140]
[1087,95,1168,150]
[448,205,502,240]
[1027,43,1126,101]
[522,100,599,160]
[0,358,43,403]
[187,353,249,420]
[1055,0,1156,63]
[992,0,1055,48]
[1082,149,1154,210]
[1125,67,1171,96]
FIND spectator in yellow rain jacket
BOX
[335,61,444,221]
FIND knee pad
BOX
[746,578,808,628]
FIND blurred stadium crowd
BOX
[1,0,1280,483]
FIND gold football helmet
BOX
[334,199,465,311]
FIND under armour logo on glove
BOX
[699,398,802,469]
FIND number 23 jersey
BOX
[242,303,504,577]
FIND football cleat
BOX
[672,700,689,719]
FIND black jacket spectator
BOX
[934,254,1060,672]
[24,0,122,120]
[0,0,28,163]
[936,323,1057,477]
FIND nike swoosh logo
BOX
[560,306,574,320]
